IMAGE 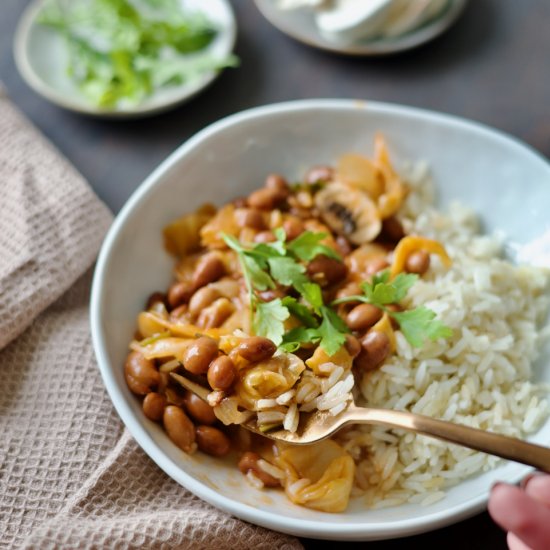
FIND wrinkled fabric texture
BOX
[0,89,302,550]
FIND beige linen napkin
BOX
[0,88,302,550]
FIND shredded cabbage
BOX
[37,0,238,107]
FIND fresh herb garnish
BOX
[37,0,239,107]
[222,229,347,352]
[333,270,453,347]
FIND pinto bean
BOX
[183,391,217,425]
[124,351,160,395]
[356,331,390,371]
[163,406,195,453]
[247,187,282,210]
[307,256,347,286]
[236,337,276,363]
[282,217,305,241]
[344,334,362,358]
[405,250,430,275]
[167,281,194,309]
[254,231,277,243]
[381,216,405,242]
[207,355,237,391]
[235,208,266,230]
[142,392,166,421]
[193,252,226,288]
[183,337,219,375]
[146,292,166,310]
[346,303,383,331]
[188,287,221,317]
[365,257,390,276]
[238,452,280,487]
[304,165,334,185]
[196,425,231,457]
[265,174,290,199]
[257,288,286,302]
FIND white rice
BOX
[335,165,550,507]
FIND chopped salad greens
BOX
[37,0,238,108]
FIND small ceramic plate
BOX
[91,99,550,541]
[254,0,468,56]
[14,0,236,118]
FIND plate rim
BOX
[253,0,468,56]
[90,99,550,540]
[13,0,237,118]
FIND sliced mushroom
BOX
[314,183,382,245]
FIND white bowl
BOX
[14,0,236,118]
[254,0,468,56]
[91,100,550,540]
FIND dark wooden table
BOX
[2,0,549,547]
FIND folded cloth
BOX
[0,88,302,550]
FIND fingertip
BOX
[525,474,550,508]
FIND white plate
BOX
[254,0,468,56]
[14,0,236,118]
[91,100,550,540]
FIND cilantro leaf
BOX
[281,297,318,328]
[390,273,419,302]
[287,231,341,262]
[317,306,349,356]
[253,299,290,346]
[267,257,308,288]
[390,307,453,348]
[243,255,275,291]
[300,282,323,312]
[359,271,418,306]
[280,327,320,352]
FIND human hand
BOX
[488,474,550,550]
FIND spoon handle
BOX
[348,407,550,473]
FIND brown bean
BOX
[235,208,266,230]
[167,281,194,309]
[142,392,166,421]
[265,173,290,199]
[188,287,221,317]
[196,425,231,457]
[405,250,431,275]
[247,187,282,210]
[254,231,276,243]
[207,355,237,391]
[183,337,219,375]
[381,216,406,242]
[238,452,280,487]
[365,257,390,276]
[356,331,390,371]
[183,391,217,424]
[232,196,248,208]
[307,256,347,286]
[124,351,160,395]
[257,288,286,302]
[282,217,305,241]
[163,406,196,453]
[386,303,402,329]
[192,252,226,288]
[146,292,166,310]
[344,334,362,358]
[346,303,383,331]
[237,336,277,363]
[305,165,334,185]
[197,298,235,329]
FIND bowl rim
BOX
[90,99,550,540]
[253,0,468,57]
[13,0,237,118]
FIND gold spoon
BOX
[171,372,550,473]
